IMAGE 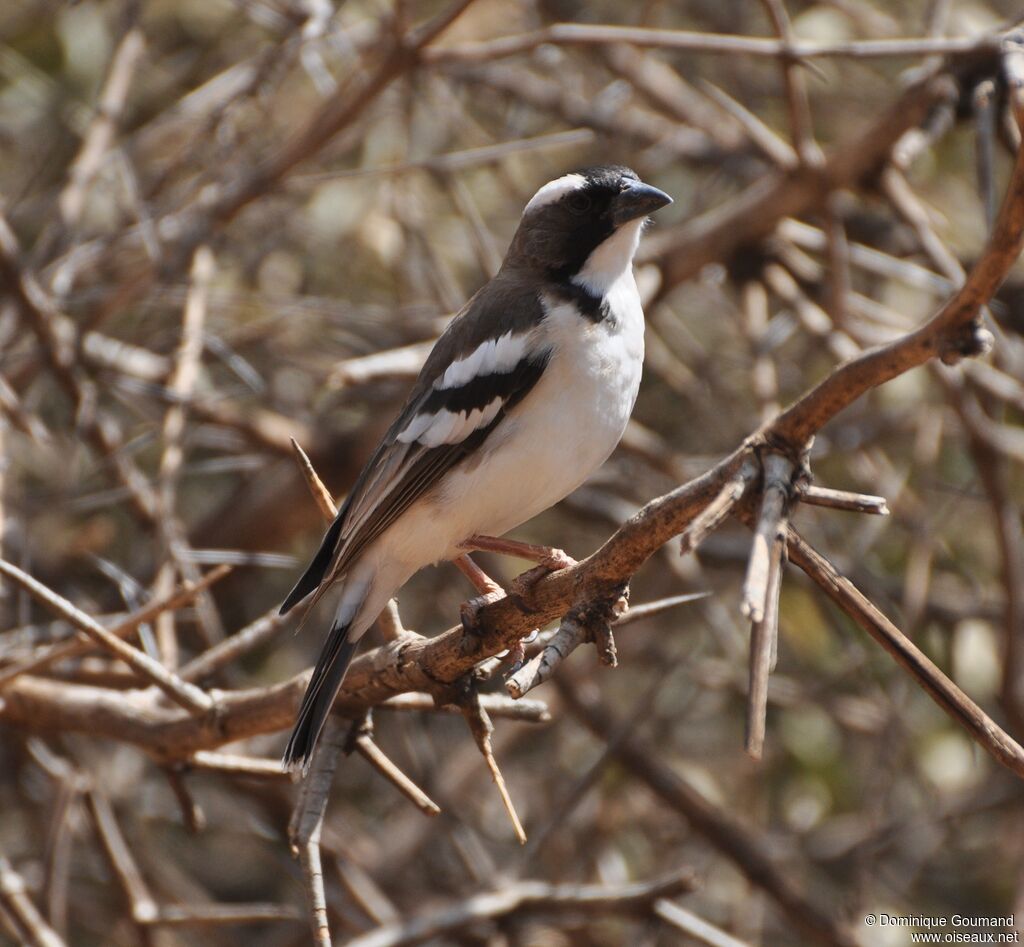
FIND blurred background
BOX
[1,0,1024,945]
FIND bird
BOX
[279,165,672,771]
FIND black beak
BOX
[612,181,673,225]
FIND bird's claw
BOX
[460,588,505,638]
[502,629,539,677]
[509,550,577,612]
[541,548,576,571]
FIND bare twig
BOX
[678,459,757,556]
[786,529,1024,779]
[58,27,146,228]
[348,712,441,817]
[289,718,347,947]
[799,485,890,515]
[655,900,754,947]
[0,857,66,947]
[741,455,795,623]
[426,23,1002,65]
[344,869,697,947]
[292,437,338,518]
[0,565,231,686]
[460,688,526,844]
[0,559,213,714]
[85,792,158,925]
[558,679,857,947]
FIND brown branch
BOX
[799,485,889,515]
[348,712,441,817]
[786,529,1024,780]
[292,437,338,518]
[461,689,527,844]
[0,565,231,686]
[344,869,697,947]
[0,857,66,947]
[424,23,1002,65]
[646,66,959,295]
[557,679,857,947]
[0,559,213,715]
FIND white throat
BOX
[572,218,644,297]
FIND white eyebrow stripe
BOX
[436,331,528,390]
[523,172,587,214]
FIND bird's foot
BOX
[460,588,505,641]
[460,535,575,570]
[508,550,578,613]
[502,628,539,676]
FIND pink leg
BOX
[451,554,541,658]
[454,554,503,596]
[453,553,505,639]
[458,535,577,611]
[458,535,576,571]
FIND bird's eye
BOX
[566,193,592,214]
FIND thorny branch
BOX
[3,5,1024,945]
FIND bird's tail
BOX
[283,619,358,774]
[283,574,374,773]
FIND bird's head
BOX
[506,165,672,293]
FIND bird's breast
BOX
[386,271,645,567]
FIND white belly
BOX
[383,270,645,568]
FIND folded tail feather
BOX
[283,620,358,773]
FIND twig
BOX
[0,857,66,947]
[503,615,584,700]
[0,559,213,714]
[678,460,757,556]
[153,244,217,665]
[85,792,158,925]
[0,565,231,687]
[974,78,999,229]
[150,903,302,926]
[799,486,889,515]
[347,712,441,817]
[425,23,1002,65]
[291,437,338,518]
[187,751,292,779]
[163,767,206,833]
[178,605,289,682]
[740,455,794,623]
[655,900,754,947]
[745,541,783,760]
[344,870,697,947]
[380,691,550,721]
[58,27,146,228]
[697,79,798,168]
[289,718,347,947]
[603,45,745,153]
[460,689,526,844]
[293,128,595,186]
[786,528,1024,780]
[759,0,825,167]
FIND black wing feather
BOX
[279,514,344,615]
